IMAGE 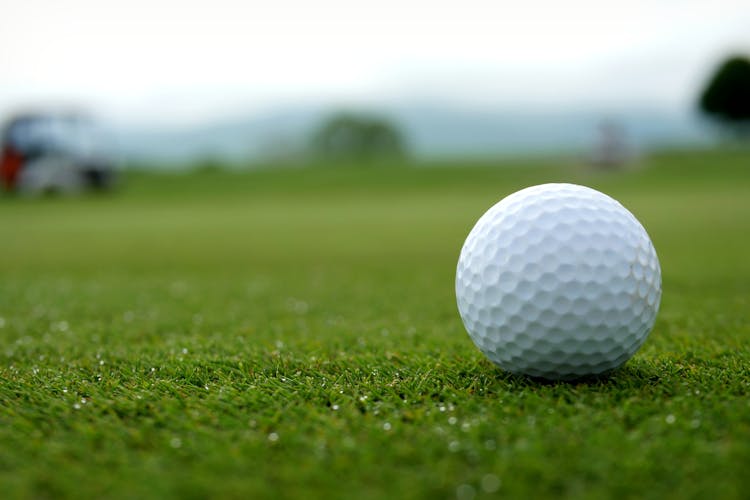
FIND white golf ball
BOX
[455,183,661,380]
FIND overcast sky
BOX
[1,0,749,127]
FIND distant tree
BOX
[698,55,750,135]
[310,113,407,164]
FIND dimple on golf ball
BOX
[455,183,661,380]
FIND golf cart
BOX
[1,112,116,194]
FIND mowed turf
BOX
[1,149,749,499]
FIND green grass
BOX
[1,149,749,499]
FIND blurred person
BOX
[589,120,630,169]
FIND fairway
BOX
[1,150,749,499]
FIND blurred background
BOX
[1,0,749,178]
[1,0,749,285]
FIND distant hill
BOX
[111,104,711,165]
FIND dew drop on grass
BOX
[332,405,339,411]
[268,433,279,442]
[295,301,309,315]
[170,281,188,296]
[383,422,391,431]
[449,441,460,452]
[456,483,476,500]
[665,414,676,424]
[448,417,457,425]
[481,474,501,493]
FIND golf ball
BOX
[455,183,661,380]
